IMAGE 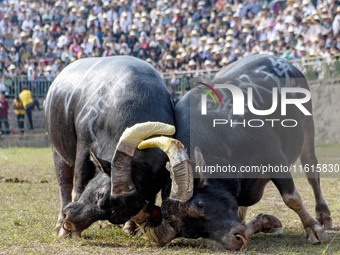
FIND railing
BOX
[2,76,53,98]
[290,55,340,80]
[161,55,340,97]
[2,55,340,98]
[162,69,219,96]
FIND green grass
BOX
[0,145,339,255]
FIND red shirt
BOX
[0,98,9,117]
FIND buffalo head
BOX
[136,135,248,250]
[59,122,175,237]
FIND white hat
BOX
[207,37,215,45]
[165,55,173,60]
[188,59,196,66]
[88,14,97,22]
[8,64,16,70]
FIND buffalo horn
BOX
[111,122,175,196]
[138,137,193,202]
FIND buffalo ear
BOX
[89,151,111,175]
[194,147,208,187]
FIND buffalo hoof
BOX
[305,223,328,244]
[259,214,283,235]
[245,213,283,236]
[122,220,138,236]
[317,212,333,230]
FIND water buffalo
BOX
[136,54,332,250]
[44,56,175,237]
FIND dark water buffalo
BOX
[136,54,332,250]
[44,56,175,237]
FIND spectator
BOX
[0,75,9,96]
[0,0,338,85]
[19,85,34,130]
[0,92,10,135]
[13,95,25,134]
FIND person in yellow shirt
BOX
[13,95,25,133]
[19,85,34,130]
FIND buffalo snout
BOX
[220,224,249,251]
[59,202,94,237]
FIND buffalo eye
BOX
[196,200,204,209]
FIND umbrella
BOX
[269,0,286,9]
[239,4,262,17]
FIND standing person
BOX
[0,93,10,135]
[19,85,34,130]
[13,95,25,134]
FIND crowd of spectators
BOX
[0,0,340,96]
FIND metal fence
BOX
[2,76,52,98]
[2,55,340,98]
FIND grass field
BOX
[0,145,339,255]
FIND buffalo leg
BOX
[272,177,328,244]
[52,149,74,236]
[300,118,332,228]
[71,149,95,201]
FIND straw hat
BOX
[299,46,306,52]
[242,27,251,34]
[207,24,216,33]
[155,27,162,34]
[288,26,294,33]
[199,36,207,43]
[302,0,310,6]
[157,35,165,41]
[226,30,234,36]
[200,18,208,24]
[205,60,212,66]
[234,49,241,56]
[207,37,215,45]
[243,20,252,27]
[88,14,97,22]
[165,55,173,60]
[8,64,16,70]
[212,46,222,54]
[225,36,233,42]
[20,31,27,37]
[191,30,198,36]
[103,1,110,8]
[168,26,176,32]
[188,59,196,66]
[224,43,232,49]
[219,57,228,66]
